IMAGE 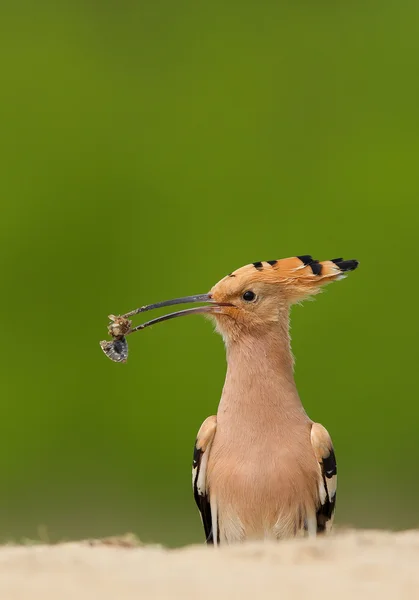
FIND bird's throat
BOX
[218,315,306,425]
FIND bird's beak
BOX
[126,293,229,332]
[101,293,232,363]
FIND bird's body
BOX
[104,254,357,545]
[206,333,321,543]
[193,323,336,544]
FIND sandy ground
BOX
[0,530,418,599]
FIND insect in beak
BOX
[100,293,229,363]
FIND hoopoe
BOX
[101,255,358,544]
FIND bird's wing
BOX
[192,415,217,544]
[310,422,337,533]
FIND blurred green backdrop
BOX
[1,1,418,546]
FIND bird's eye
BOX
[242,290,256,302]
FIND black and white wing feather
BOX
[192,415,217,544]
[310,422,337,533]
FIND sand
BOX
[0,530,417,599]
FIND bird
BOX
[103,255,358,545]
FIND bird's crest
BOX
[222,256,359,303]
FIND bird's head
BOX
[105,256,358,350]
[208,256,359,341]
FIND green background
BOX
[1,1,418,546]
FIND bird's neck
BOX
[218,313,306,423]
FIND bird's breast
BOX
[206,422,319,542]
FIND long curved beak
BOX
[123,293,214,319]
[101,293,229,363]
[128,293,226,332]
